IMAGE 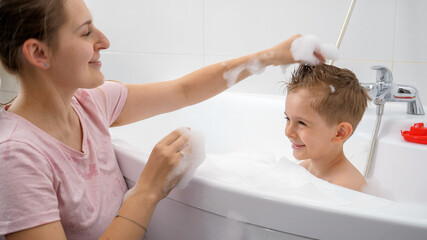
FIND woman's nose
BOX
[95,28,110,51]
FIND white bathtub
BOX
[110,91,427,240]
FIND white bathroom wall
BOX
[1,0,426,106]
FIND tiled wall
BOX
[1,0,426,106]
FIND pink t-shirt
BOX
[0,81,129,239]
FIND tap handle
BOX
[371,65,393,83]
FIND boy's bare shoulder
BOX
[334,164,367,191]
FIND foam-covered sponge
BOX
[291,35,339,65]
[166,127,206,190]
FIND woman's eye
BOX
[83,31,92,37]
[298,121,306,126]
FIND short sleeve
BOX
[0,142,60,235]
[92,81,128,126]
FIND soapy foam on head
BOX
[319,43,340,61]
[165,127,206,191]
[290,35,339,66]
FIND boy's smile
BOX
[291,143,306,150]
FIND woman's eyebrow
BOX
[75,19,92,32]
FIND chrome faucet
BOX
[361,65,425,115]
[362,66,424,178]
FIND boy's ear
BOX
[332,122,353,143]
[21,38,50,70]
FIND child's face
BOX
[285,88,339,161]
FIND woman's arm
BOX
[111,34,303,126]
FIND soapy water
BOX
[196,152,427,221]
[119,137,427,222]
[223,34,339,88]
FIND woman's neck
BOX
[7,77,83,151]
[8,78,75,122]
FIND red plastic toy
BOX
[401,122,427,144]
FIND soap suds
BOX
[165,127,206,190]
[290,35,339,66]
[223,59,266,88]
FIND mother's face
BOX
[50,0,110,90]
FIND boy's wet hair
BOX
[287,64,371,131]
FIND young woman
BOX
[0,0,322,239]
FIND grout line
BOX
[102,52,427,65]
[337,59,427,64]
[104,51,204,57]
[0,89,19,93]
[391,0,398,72]
[202,0,206,66]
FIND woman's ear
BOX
[332,122,353,143]
[22,39,50,70]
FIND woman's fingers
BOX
[157,129,182,146]
[314,51,326,63]
[170,134,189,152]
[134,128,192,200]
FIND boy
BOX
[284,64,370,191]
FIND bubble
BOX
[166,127,206,190]
[290,35,339,66]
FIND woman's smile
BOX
[89,59,102,67]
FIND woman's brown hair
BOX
[0,0,66,74]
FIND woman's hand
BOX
[261,34,325,66]
[132,129,190,202]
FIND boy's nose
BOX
[285,123,297,139]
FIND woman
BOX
[0,0,322,239]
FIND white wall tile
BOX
[394,0,427,62]
[86,0,204,55]
[204,0,349,56]
[339,0,397,61]
[101,52,204,84]
[81,0,426,107]
[0,79,19,93]
[0,66,19,92]
[0,91,17,104]
[334,60,393,84]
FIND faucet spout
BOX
[390,85,425,115]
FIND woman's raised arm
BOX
[111,34,303,127]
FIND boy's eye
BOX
[298,121,307,126]
[284,116,290,121]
